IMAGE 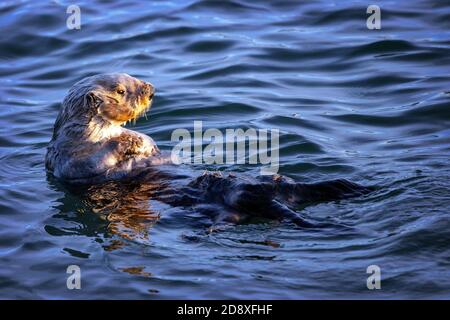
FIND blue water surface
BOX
[0,0,449,299]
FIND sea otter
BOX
[46,73,371,227]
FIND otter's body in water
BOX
[46,73,371,227]
[46,73,168,184]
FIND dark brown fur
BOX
[47,74,373,227]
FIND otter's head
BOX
[54,73,155,136]
[87,73,155,125]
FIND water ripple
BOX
[0,0,449,299]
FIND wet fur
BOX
[46,73,159,183]
[46,73,372,227]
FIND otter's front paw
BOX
[129,136,144,154]
[111,134,143,158]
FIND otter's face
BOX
[89,73,155,125]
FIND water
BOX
[0,0,449,299]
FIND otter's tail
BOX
[228,178,372,226]
[277,178,373,206]
[164,173,373,228]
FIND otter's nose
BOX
[142,82,155,99]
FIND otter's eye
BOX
[116,89,125,95]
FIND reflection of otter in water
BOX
[46,73,372,227]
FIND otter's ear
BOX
[85,91,103,108]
